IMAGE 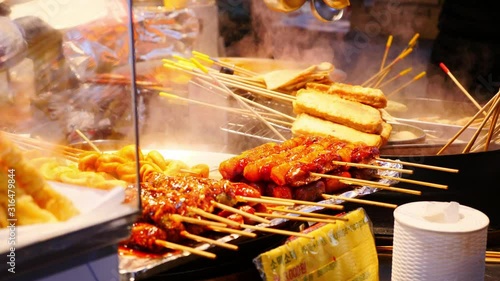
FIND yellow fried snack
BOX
[0,132,80,226]
[145,150,168,170]
[188,164,210,178]
[78,151,101,171]
[163,160,190,176]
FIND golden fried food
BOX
[291,113,383,147]
[306,82,388,108]
[293,88,384,134]
[0,132,79,226]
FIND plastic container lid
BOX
[394,201,489,233]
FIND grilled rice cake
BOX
[306,82,388,108]
[291,114,383,147]
[293,88,384,134]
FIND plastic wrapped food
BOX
[0,17,26,68]
[62,7,200,80]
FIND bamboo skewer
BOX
[463,94,500,153]
[170,214,227,228]
[75,129,102,154]
[378,67,412,89]
[322,194,398,209]
[377,175,448,190]
[368,184,421,195]
[154,240,216,259]
[310,173,390,188]
[165,57,289,141]
[180,231,238,250]
[437,91,500,155]
[187,58,288,142]
[192,50,259,77]
[364,33,419,87]
[207,226,257,238]
[470,122,500,152]
[158,92,293,125]
[240,223,314,238]
[330,160,414,174]
[4,132,85,154]
[361,48,413,87]
[260,196,344,210]
[164,58,294,104]
[266,207,348,221]
[211,201,272,224]
[254,212,340,224]
[484,96,500,151]
[237,196,295,206]
[215,75,295,102]
[380,35,393,71]
[212,72,265,87]
[9,138,79,162]
[386,71,426,98]
[189,207,243,228]
[189,207,312,238]
[439,62,484,113]
[376,157,459,173]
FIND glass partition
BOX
[0,0,141,277]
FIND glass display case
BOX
[1,1,141,280]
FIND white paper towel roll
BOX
[392,201,489,281]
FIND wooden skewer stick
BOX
[361,48,413,87]
[211,201,272,224]
[4,132,86,154]
[240,223,314,238]
[463,94,500,153]
[212,72,265,87]
[311,173,391,188]
[380,35,393,71]
[208,226,257,238]
[322,194,398,209]
[371,68,391,88]
[180,231,238,250]
[215,75,295,102]
[237,196,295,206]
[373,33,419,88]
[487,251,500,257]
[266,207,348,221]
[330,160,414,174]
[260,196,344,210]
[158,92,293,124]
[361,182,422,195]
[377,175,448,190]
[170,214,227,228]
[75,129,102,154]
[484,96,500,151]
[439,62,483,113]
[189,58,288,142]
[188,207,312,238]
[376,157,459,173]
[10,138,79,162]
[406,33,420,50]
[378,67,412,89]
[155,240,216,259]
[189,207,242,228]
[192,50,259,77]
[470,120,500,152]
[386,71,426,98]
[254,212,340,224]
[437,91,500,155]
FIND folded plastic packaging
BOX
[62,6,200,81]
